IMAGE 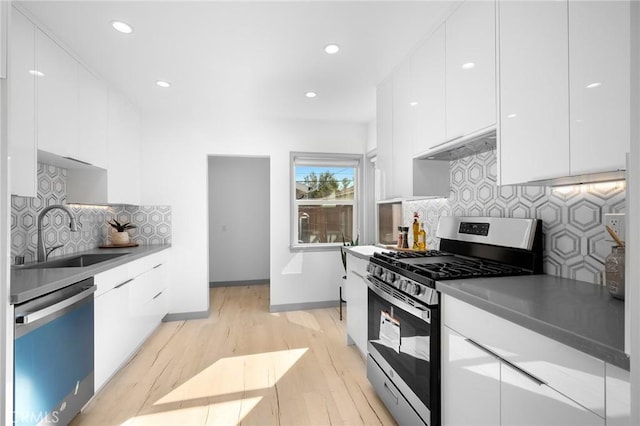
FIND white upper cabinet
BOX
[36,28,79,158]
[8,8,37,197]
[411,24,446,157]
[107,90,141,205]
[497,0,570,185]
[498,0,631,185]
[376,77,393,201]
[568,0,630,175]
[445,0,496,140]
[78,64,108,169]
[391,58,412,199]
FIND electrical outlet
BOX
[604,213,625,242]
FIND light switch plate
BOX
[604,213,625,242]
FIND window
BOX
[291,153,361,248]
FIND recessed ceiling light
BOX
[28,69,45,77]
[305,91,317,98]
[156,80,171,88]
[409,101,419,107]
[461,62,476,70]
[111,20,133,34]
[324,44,340,54]
[507,113,517,118]
[586,82,602,89]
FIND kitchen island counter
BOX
[437,274,628,370]
[11,244,171,304]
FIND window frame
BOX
[290,152,362,250]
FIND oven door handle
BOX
[367,276,432,323]
[383,381,399,404]
[16,286,96,325]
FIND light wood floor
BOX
[72,285,396,426]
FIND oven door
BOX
[367,275,440,425]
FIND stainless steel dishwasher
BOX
[14,277,96,426]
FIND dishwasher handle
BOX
[16,286,96,325]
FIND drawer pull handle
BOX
[502,359,547,387]
[383,382,399,404]
[114,278,134,289]
[465,339,547,386]
[153,264,163,269]
[152,291,163,300]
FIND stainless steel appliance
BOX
[14,278,96,426]
[366,217,543,426]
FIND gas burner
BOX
[375,250,452,260]
[410,259,528,280]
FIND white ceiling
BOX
[18,1,458,124]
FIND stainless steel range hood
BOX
[415,127,496,161]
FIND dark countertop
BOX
[436,274,629,370]
[11,244,171,304]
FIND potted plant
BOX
[108,219,137,246]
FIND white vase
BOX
[111,231,130,246]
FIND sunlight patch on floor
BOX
[154,348,308,405]
[122,397,263,426]
[285,311,321,331]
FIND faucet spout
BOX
[37,204,79,262]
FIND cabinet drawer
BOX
[346,253,368,278]
[443,295,605,417]
[367,356,426,426]
[94,263,129,296]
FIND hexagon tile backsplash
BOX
[405,150,626,285]
[11,163,171,263]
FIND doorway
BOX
[208,156,270,286]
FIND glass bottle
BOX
[418,222,427,251]
[605,246,625,300]
[397,226,403,248]
[412,216,420,249]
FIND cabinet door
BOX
[78,65,108,169]
[94,283,130,390]
[375,78,393,201]
[568,0,630,175]
[8,8,37,197]
[391,58,412,199]
[497,0,570,185]
[345,268,367,357]
[107,90,141,204]
[442,326,500,426]
[411,24,446,157]
[446,0,496,140]
[501,362,604,426]
[36,29,78,158]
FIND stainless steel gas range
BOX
[365,216,543,426]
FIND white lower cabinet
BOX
[442,294,608,426]
[344,253,368,357]
[442,326,500,426]
[94,250,169,391]
[501,362,603,426]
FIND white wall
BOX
[140,116,367,314]
[630,1,639,422]
[208,156,269,283]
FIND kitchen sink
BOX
[18,253,128,269]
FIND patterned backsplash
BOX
[11,163,171,263]
[404,150,626,285]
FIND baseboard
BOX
[269,300,339,313]
[162,310,210,322]
[209,279,269,288]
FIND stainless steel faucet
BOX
[37,204,79,262]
